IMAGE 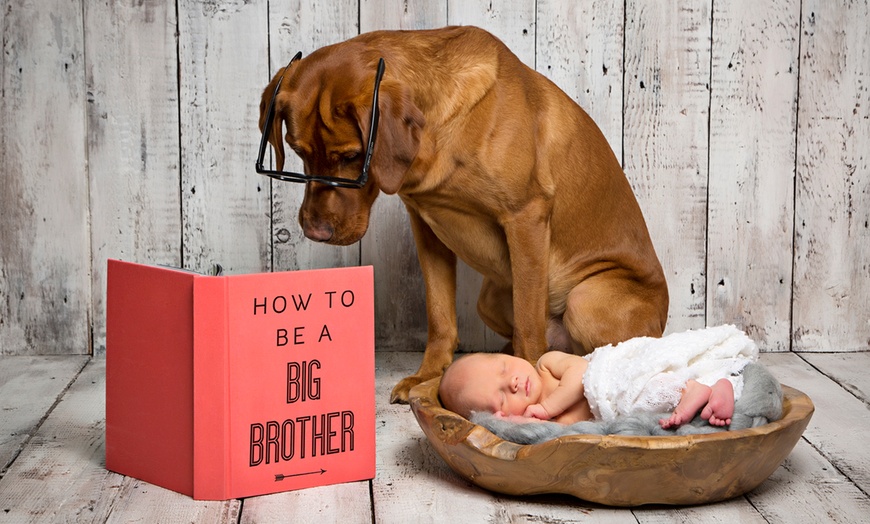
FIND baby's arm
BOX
[523,352,587,419]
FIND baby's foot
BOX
[660,380,712,429]
[701,378,734,426]
[660,411,687,429]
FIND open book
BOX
[105,260,375,500]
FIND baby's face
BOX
[461,353,543,416]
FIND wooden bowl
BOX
[409,377,814,507]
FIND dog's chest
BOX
[404,195,511,279]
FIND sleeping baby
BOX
[439,325,758,429]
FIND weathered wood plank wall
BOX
[793,0,870,351]
[1,0,867,356]
[1,0,91,355]
[624,1,712,334]
[707,0,799,351]
[85,0,183,355]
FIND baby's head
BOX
[438,352,542,418]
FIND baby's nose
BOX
[511,376,519,393]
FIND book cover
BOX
[106,259,376,500]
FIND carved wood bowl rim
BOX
[409,376,814,507]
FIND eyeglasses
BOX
[255,51,385,189]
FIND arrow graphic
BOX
[274,468,326,482]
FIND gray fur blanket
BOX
[469,363,783,444]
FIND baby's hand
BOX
[522,404,551,420]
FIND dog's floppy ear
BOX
[259,75,287,171]
[358,82,424,194]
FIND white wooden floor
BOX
[1,351,868,523]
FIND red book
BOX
[105,259,375,500]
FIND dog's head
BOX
[259,47,424,245]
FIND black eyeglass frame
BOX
[255,51,385,189]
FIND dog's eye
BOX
[342,152,360,163]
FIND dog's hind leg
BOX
[561,273,668,354]
[478,284,572,354]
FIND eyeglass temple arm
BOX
[256,51,303,171]
[359,57,386,182]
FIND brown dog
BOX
[259,26,668,403]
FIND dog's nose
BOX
[302,222,334,242]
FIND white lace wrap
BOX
[582,325,758,421]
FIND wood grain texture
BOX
[240,482,371,523]
[0,0,90,355]
[448,0,535,66]
[268,0,361,272]
[2,352,870,519]
[762,352,870,495]
[0,359,240,522]
[360,0,447,31]
[104,477,240,524]
[0,356,88,474]
[372,352,630,522]
[706,0,800,351]
[633,497,767,523]
[746,438,870,522]
[623,0,712,334]
[1,1,869,357]
[793,1,870,351]
[85,1,182,355]
[799,351,870,404]
[752,352,870,521]
[536,0,625,159]
[178,0,271,275]
[409,375,812,507]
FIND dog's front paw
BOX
[390,375,427,404]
